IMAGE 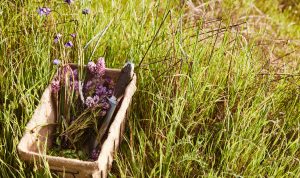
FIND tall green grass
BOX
[0,0,299,177]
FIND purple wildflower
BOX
[95,85,107,96]
[82,8,90,15]
[37,7,51,16]
[93,95,100,104]
[70,81,79,91]
[70,33,76,38]
[51,80,60,93]
[91,149,99,160]
[102,102,110,110]
[53,59,60,65]
[64,41,73,48]
[85,95,101,108]
[84,80,94,90]
[69,69,78,81]
[87,58,106,77]
[85,96,95,108]
[95,57,105,77]
[54,33,62,43]
[87,61,96,73]
[72,69,78,79]
[64,0,74,5]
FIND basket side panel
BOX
[95,75,137,177]
[18,86,56,156]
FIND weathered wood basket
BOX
[17,68,136,178]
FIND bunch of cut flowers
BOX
[49,57,114,161]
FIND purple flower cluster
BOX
[37,7,51,16]
[82,8,90,15]
[87,61,96,73]
[53,59,60,65]
[84,81,113,115]
[53,33,76,48]
[65,41,74,48]
[51,65,79,93]
[54,33,62,43]
[52,58,114,117]
[91,148,100,161]
[84,88,111,106]
[87,57,105,77]
[51,80,60,93]
[50,58,114,160]
[64,0,74,5]
[70,80,79,91]
[42,0,108,160]
[85,96,98,108]
[83,58,114,118]
[95,85,107,96]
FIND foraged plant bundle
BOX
[50,58,114,160]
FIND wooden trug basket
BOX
[17,68,137,178]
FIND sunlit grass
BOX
[0,0,299,177]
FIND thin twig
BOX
[272,50,297,62]
[138,18,222,46]
[143,58,182,89]
[138,10,171,68]
[183,21,246,41]
[258,72,300,76]
[207,20,222,65]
